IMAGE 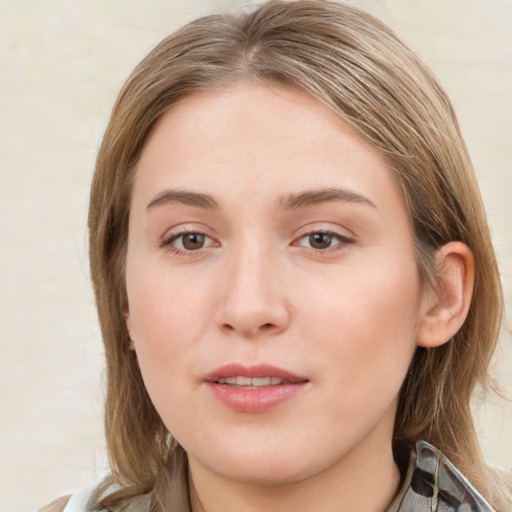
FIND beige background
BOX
[0,1,511,511]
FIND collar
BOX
[389,441,495,511]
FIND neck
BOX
[188,432,401,512]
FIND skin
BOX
[125,82,473,512]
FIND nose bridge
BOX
[217,235,289,337]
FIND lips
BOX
[217,376,286,387]
[204,364,309,413]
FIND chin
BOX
[216,461,312,486]
[189,440,330,487]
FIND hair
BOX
[88,0,510,509]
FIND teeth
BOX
[217,376,284,387]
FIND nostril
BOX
[221,322,277,336]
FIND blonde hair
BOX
[88,0,509,509]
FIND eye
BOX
[164,231,216,253]
[296,231,353,251]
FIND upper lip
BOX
[203,363,308,383]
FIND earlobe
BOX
[416,242,474,349]
[124,312,136,351]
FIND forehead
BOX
[133,81,402,211]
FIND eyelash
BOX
[161,230,217,255]
[161,229,354,256]
[294,230,354,254]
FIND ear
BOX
[416,242,474,348]
[124,312,136,351]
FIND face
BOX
[125,82,428,485]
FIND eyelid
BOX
[296,231,353,247]
[293,222,355,241]
[291,224,355,253]
[160,224,220,254]
[160,222,214,241]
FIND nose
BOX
[216,242,290,339]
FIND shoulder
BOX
[37,475,126,512]
[37,495,72,512]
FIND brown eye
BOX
[181,233,206,250]
[165,232,214,252]
[308,233,333,249]
[296,231,353,252]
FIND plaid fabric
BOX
[393,441,495,511]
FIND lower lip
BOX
[206,382,307,413]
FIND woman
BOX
[40,1,511,510]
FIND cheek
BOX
[299,254,422,388]
[127,287,207,432]
[127,257,214,345]
[125,261,216,408]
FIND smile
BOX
[217,376,288,387]
[204,364,309,413]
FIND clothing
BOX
[387,441,495,511]
[38,441,496,512]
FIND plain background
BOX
[1,1,511,510]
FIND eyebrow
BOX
[278,188,377,210]
[147,190,219,210]
[146,187,376,212]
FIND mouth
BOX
[216,376,294,388]
[204,364,309,413]
[204,363,308,385]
